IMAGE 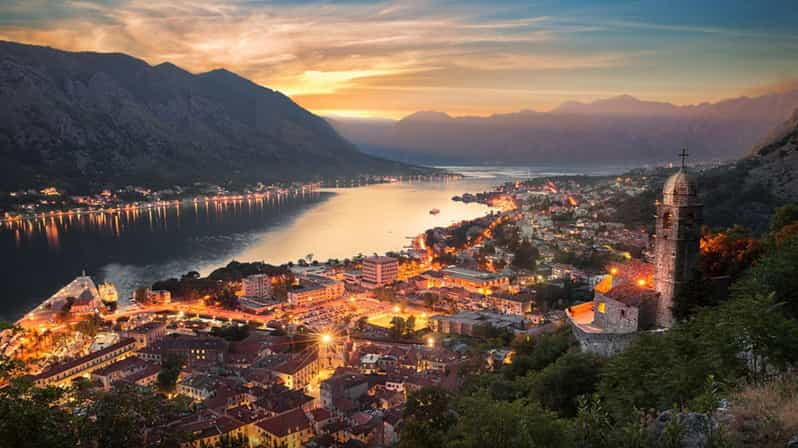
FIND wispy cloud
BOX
[0,0,795,118]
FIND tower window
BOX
[662,211,673,228]
[598,302,606,314]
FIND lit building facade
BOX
[242,274,272,299]
[362,256,398,288]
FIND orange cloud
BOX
[0,0,795,119]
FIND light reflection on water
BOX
[2,165,629,319]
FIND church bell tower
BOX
[654,149,702,328]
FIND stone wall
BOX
[593,294,639,333]
[568,319,640,357]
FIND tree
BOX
[511,238,539,271]
[769,203,798,233]
[211,324,250,341]
[390,316,406,339]
[405,315,416,336]
[355,316,368,332]
[0,379,79,448]
[400,387,456,448]
[700,226,762,280]
[157,353,183,393]
[531,351,604,417]
[732,235,798,319]
[422,292,438,308]
[75,313,104,337]
[81,383,190,448]
[448,395,531,448]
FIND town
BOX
[1,171,664,447]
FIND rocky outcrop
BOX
[651,411,715,448]
[747,109,798,202]
[0,40,421,192]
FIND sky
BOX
[1,0,797,119]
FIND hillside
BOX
[746,108,798,201]
[0,41,425,193]
[606,110,798,233]
[330,93,798,165]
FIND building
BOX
[271,350,320,390]
[255,407,313,448]
[343,270,362,285]
[91,356,155,390]
[362,256,398,288]
[242,274,272,299]
[177,374,218,402]
[162,336,228,368]
[440,267,510,294]
[176,412,248,448]
[430,311,525,336]
[320,372,369,409]
[145,288,171,304]
[566,166,702,356]
[654,169,702,328]
[126,320,167,348]
[239,297,280,315]
[487,293,534,316]
[32,338,138,387]
[287,276,344,307]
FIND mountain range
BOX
[0,41,424,193]
[330,92,798,165]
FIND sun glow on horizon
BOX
[0,0,795,118]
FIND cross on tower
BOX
[679,147,689,168]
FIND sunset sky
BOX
[1,0,797,119]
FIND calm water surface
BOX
[1,165,629,319]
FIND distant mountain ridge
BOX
[0,41,423,192]
[330,92,798,165]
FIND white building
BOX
[242,274,272,299]
[362,256,398,288]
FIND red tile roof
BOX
[256,408,310,437]
[604,283,658,307]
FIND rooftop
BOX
[256,407,310,437]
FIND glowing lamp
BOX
[321,334,332,344]
[427,337,435,347]
[393,305,400,313]
[637,279,646,287]
[610,267,618,275]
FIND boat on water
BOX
[429,208,440,215]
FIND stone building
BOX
[566,166,702,355]
[653,169,702,328]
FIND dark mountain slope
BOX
[745,109,798,202]
[613,109,798,233]
[0,41,423,192]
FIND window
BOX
[597,302,606,314]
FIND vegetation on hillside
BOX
[400,204,798,448]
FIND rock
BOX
[652,410,714,448]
